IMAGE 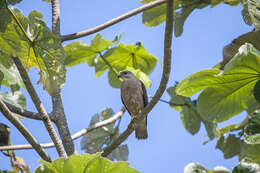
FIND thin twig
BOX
[102,0,174,157]
[11,57,67,158]
[98,52,118,75]
[0,108,125,151]
[148,96,188,106]
[60,0,166,42]
[0,98,51,162]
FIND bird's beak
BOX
[118,73,122,78]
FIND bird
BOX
[118,70,148,139]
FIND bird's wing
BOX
[140,80,148,107]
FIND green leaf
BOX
[184,162,207,173]
[142,0,240,37]
[64,42,97,67]
[216,135,242,159]
[0,64,25,91]
[95,43,157,77]
[142,3,167,27]
[248,0,260,31]
[181,106,201,135]
[244,111,260,144]
[0,1,11,32]
[240,144,260,165]
[0,91,26,109]
[0,7,66,95]
[232,162,260,173]
[36,153,139,173]
[81,108,128,161]
[64,34,113,67]
[253,79,260,103]
[167,86,190,111]
[203,120,220,141]
[108,67,151,88]
[197,44,260,122]
[176,69,220,97]
[6,0,22,5]
[95,42,157,88]
[219,124,240,135]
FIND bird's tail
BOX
[135,117,148,139]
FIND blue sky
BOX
[0,0,253,172]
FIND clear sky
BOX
[0,0,253,172]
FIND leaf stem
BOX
[7,6,33,43]
[98,52,119,75]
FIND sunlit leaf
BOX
[36,153,139,173]
[64,34,113,67]
[198,44,260,122]
[176,69,220,97]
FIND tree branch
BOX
[0,108,125,151]
[51,0,76,156]
[0,98,51,162]
[51,0,60,35]
[4,101,57,121]
[11,57,67,158]
[60,0,166,42]
[102,0,174,157]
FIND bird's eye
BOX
[123,72,127,75]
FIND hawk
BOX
[118,70,148,139]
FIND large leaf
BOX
[81,108,128,161]
[240,144,260,165]
[64,34,113,67]
[244,111,260,144]
[197,44,260,122]
[35,153,139,173]
[176,68,220,97]
[0,7,66,95]
[95,43,157,76]
[95,42,157,88]
[216,135,243,159]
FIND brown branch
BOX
[0,108,125,151]
[11,57,67,158]
[0,98,51,162]
[51,0,60,35]
[51,0,76,156]
[60,0,166,42]
[4,101,56,121]
[102,0,174,157]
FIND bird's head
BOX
[118,70,135,80]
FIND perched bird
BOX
[118,70,148,139]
